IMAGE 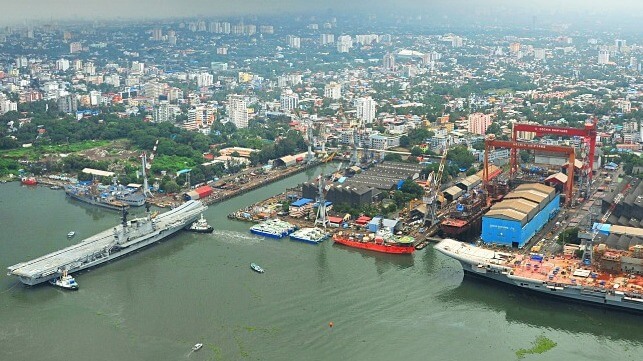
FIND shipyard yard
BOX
[2,168,643,361]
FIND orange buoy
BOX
[329,322,334,328]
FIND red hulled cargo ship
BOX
[332,232,415,254]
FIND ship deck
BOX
[437,239,643,296]
[511,255,643,293]
[8,201,206,279]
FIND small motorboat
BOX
[186,214,214,233]
[250,263,265,273]
[191,343,203,352]
[67,231,76,238]
[49,270,78,290]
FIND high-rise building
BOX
[72,59,83,71]
[15,56,28,68]
[57,94,78,114]
[320,33,334,45]
[598,49,610,65]
[287,35,301,49]
[143,82,166,100]
[131,61,145,73]
[0,94,18,114]
[244,25,256,36]
[534,48,546,61]
[152,28,162,41]
[196,72,214,87]
[337,35,352,53]
[55,58,70,71]
[467,113,492,135]
[105,74,120,87]
[324,82,341,99]
[227,94,248,129]
[83,62,96,76]
[259,25,274,34]
[154,101,178,123]
[69,42,82,54]
[383,52,396,71]
[355,97,376,124]
[509,42,521,53]
[451,36,463,47]
[280,89,299,112]
[615,39,626,51]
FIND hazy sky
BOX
[1,0,642,25]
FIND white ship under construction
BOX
[435,238,643,312]
[8,200,207,286]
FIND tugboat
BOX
[186,214,214,233]
[49,270,78,290]
[21,177,37,186]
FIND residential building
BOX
[287,35,301,49]
[337,35,352,53]
[280,89,299,112]
[320,34,334,45]
[324,82,341,99]
[383,52,395,71]
[57,94,78,114]
[467,113,492,135]
[55,58,70,71]
[356,97,376,124]
[227,94,248,129]
[598,49,610,65]
[69,42,82,53]
[196,72,214,87]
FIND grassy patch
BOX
[0,140,111,160]
[516,335,557,359]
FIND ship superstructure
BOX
[7,200,207,286]
[435,239,643,312]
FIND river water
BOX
[1,165,642,361]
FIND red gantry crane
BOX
[511,119,597,186]
[483,138,575,206]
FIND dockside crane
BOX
[140,139,158,198]
[424,143,449,225]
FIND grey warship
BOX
[7,200,207,286]
[434,238,643,312]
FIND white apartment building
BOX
[196,72,214,87]
[337,35,352,53]
[355,96,376,124]
[56,58,70,71]
[324,82,341,99]
[228,94,248,129]
[280,89,299,112]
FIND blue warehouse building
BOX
[482,183,560,248]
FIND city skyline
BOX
[2,0,643,27]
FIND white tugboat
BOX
[49,270,78,290]
[186,214,213,233]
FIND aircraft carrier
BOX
[7,200,207,286]
[435,239,643,312]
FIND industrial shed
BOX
[482,183,560,248]
[443,186,464,203]
[455,175,482,192]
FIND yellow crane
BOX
[425,143,449,225]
